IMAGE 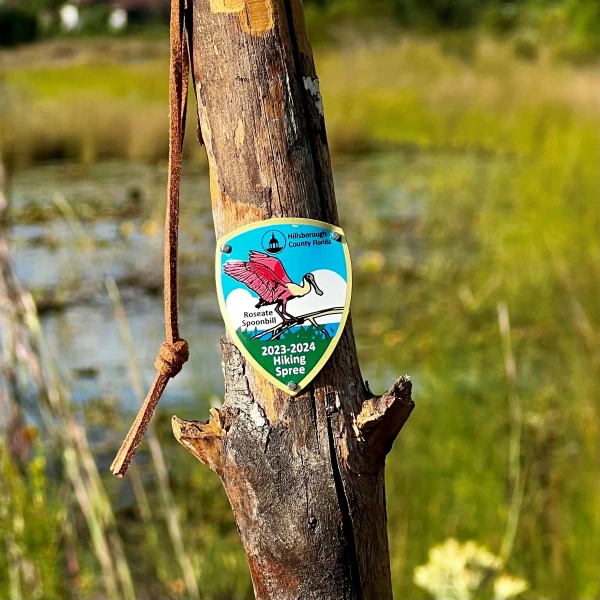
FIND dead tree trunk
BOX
[172,1,414,598]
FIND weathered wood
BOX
[172,1,414,598]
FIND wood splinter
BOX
[357,376,414,459]
[171,408,235,475]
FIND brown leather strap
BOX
[111,0,190,478]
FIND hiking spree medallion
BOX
[216,218,352,396]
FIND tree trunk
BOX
[171,1,414,598]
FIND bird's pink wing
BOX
[249,251,291,283]
[223,261,282,303]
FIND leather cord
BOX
[111,0,190,478]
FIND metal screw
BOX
[288,382,299,391]
[331,232,342,242]
[220,244,232,254]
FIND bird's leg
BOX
[274,303,289,323]
[281,300,303,325]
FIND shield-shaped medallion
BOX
[216,218,352,396]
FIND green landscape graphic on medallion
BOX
[236,325,336,388]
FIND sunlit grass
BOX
[342,122,598,597]
[1,35,598,167]
[319,37,598,155]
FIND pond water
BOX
[9,154,428,417]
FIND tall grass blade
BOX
[497,302,524,563]
[53,192,201,600]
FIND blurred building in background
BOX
[0,0,170,45]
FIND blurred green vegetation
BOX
[305,0,600,62]
[2,35,597,167]
[0,14,598,600]
[1,0,599,61]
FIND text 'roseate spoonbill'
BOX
[223,251,323,323]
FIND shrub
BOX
[0,7,38,47]
[513,30,539,61]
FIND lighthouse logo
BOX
[216,218,352,396]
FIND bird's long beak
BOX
[311,278,324,296]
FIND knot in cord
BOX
[155,340,189,378]
[110,0,191,478]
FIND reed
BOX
[0,235,131,600]
[497,303,525,563]
[55,192,201,600]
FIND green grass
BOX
[341,135,599,598]
[1,35,597,166]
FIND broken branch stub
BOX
[357,377,414,460]
[171,408,235,475]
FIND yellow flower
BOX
[414,539,510,600]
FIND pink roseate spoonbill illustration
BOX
[223,251,323,323]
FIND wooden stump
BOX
[172,1,414,598]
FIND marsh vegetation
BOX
[0,26,598,600]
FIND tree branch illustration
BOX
[251,307,346,341]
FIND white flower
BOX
[494,575,529,600]
[414,539,513,600]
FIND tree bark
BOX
[172,1,414,598]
